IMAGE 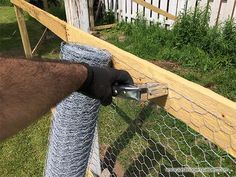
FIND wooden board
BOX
[11,0,236,158]
[159,0,168,25]
[127,0,132,22]
[232,0,236,20]
[93,24,116,31]
[133,0,176,20]
[14,5,32,59]
[151,0,159,22]
[187,0,197,11]
[64,0,90,32]
[218,0,235,24]
[209,0,221,26]
[168,0,178,26]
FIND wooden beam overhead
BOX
[11,0,236,158]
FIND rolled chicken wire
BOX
[45,43,112,177]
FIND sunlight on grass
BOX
[0,113,51,176]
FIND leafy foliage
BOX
[0,0,11,6]
[113,7,236,71]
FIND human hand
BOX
[79,64,133,106]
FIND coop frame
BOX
[11,0,236,172]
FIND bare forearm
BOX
[0,58,87,140]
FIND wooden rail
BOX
[11,0,236,158]
[14,5,32,59]
[132,0,177,20]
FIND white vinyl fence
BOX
[104,0,236,26]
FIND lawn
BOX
[0,4,235,177]
[0,6,61,177]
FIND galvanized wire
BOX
[44,43,112,177]
[99,98,236,177]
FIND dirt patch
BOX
[204,82,216,90]
[151,60,192,77]
[151,60,218,91]
[100,144,125,177]
[151,60,181,71]
[118,35,126,42]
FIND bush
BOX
[173,7,210,48]
[173,7,236,68]
[111,7,236,71]
[0,0,11,6]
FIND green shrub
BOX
[0,0,11,6]
[108,6,236,71]
[173,7,210,48]
[173,7,236,68]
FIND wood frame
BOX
[11,0,236,158]
[14,5,32,59]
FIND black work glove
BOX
[79,64,133,106]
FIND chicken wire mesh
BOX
[96,98,236,177]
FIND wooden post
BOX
[64,0,90,32]
[14,5,32,59]
[63,1,96,176]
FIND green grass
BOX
[0,6,62,58]
[0,0,11,6]
[0,114,51,177]
[0,6,62,177]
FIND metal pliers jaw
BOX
[112,83,168,102]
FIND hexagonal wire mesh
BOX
[94,98,236,177]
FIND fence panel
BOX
[187,0,197,11]
[159,0,168,25]
[104,0,236,26]
[234,4,236,19]
[151,0,159,22]
[138,0,144,18]
[176,0,187,15]
[145,0,152,21]
[198,0,208,8]
[209,0,221,25]
[127,0,132,21]
[167,0,178,26]
[218,0,235,24]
